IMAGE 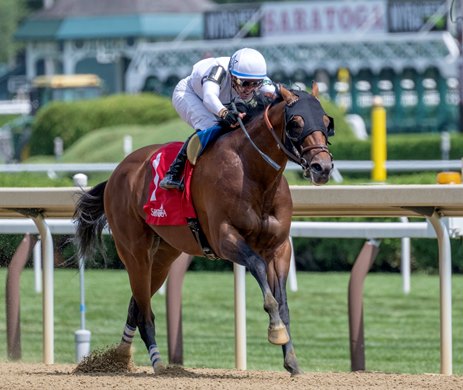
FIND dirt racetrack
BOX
[1,362,463,390]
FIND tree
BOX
[0,0,27,65]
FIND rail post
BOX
[348,239,380,371]
[371,96,387,182]
[166,253,193,364]
[73,173,91,363]
[6,233,37,360]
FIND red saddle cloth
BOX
[143,142,196,226]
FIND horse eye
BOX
[287,120,303,136]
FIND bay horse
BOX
[73,84,334,376]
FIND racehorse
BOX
[73,83,334,376]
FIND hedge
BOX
[330,132,463,160]
[4,231,455,275]
[30,93,178,156]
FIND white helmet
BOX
[228,48,267,80]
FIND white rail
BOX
[0,160,460,174]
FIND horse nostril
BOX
[310,163,322,173]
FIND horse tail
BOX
[73,181,108,261]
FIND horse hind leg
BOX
[115,297,138,360]
[116,237,180,373]
[123,268,164,373]
[115,295,163,372]
[111,228,165,373]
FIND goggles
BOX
[233,77,263,88]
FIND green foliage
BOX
[0,171,73,187]
[319,97,355,141]
[61,119,192,163]
[331,132,463,160]
[291,232,463,274]
[0,114,19,127]
[0,0,26,63]
[30,93,179,156]
[0,234,26,266]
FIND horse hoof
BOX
[153,361,165,375]
[115,343,133,359]
[284,349,302,376]
[290,368,303,377]
[268,324,290,345]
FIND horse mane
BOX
[228,84,302,127]
[231,94,268,125]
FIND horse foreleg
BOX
[219,230,289,346]
[243,251,289,345]
[264,290,290,345]
[268,239,302,376]
[238,250,289,344]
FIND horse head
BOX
[277,83,334,185]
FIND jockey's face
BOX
[232,76,263,100]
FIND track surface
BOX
[1,362,463,389]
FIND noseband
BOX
[263,104,332,170]
[300,144,332,167]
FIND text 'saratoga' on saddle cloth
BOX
[143,142,197,225]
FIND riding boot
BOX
[159,135,192,191]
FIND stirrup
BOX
[159,176,184,191]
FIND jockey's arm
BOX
[202,80,245,127]
[202,80,227,118]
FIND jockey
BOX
[160,47,276,190]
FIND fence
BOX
[2,184,463,374]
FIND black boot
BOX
[159,138,190,190]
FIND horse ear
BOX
[311,81,319,99]
[280,85,298,106]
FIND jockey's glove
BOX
[219,109,239,128]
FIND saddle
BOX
[143,142,219,260]
[143,142,196,226]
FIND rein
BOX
[232,102,281,171]
[263,104,302,165]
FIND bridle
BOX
[232,91,333,172]
[263,103,333,170]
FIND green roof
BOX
[15,13,204,41]
[15,19,63,40]
[139,14,203,38]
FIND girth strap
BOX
[187,218,220,260]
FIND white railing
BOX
[0,100,31,115]
[0,159,460,174]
